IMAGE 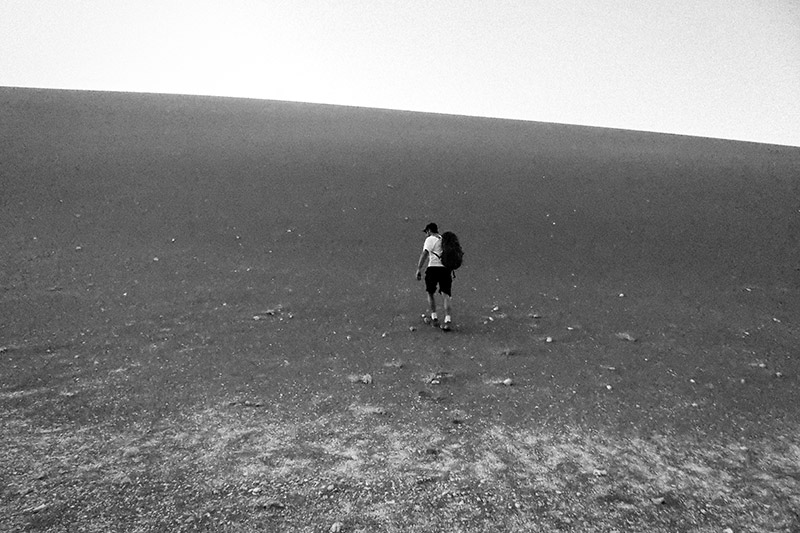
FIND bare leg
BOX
[427,292,437,316]
[442,294,452,321]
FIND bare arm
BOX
[416,250,429,280]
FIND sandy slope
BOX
[2,88,800,531]
[3,85,800,423]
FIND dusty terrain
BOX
[2,87,800,532]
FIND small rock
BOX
[592,469,608,477]
[545,336,553,343]
[122,447,140,458]
[615,332,637,342]
[264,501,285,510]
[27,504,48,514]
[503,378,513,386]
[330,522,344,533]
[775,372,783,378]
[348,374,373,385]
[409,326,416,332]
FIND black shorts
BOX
[425,267,452,295]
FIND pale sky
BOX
[2,0,799,146]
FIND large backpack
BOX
[439,231,463,271]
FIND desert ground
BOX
[2,87,800,532]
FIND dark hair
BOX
[423,222,438,233]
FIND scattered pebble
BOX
[429,372,454,385]
[354,374,373,385]
[264,501,285,510]
[615,332,637,342]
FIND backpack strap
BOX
[430,235,443,259]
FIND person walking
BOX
[415,222,453,331]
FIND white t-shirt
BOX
[424,234,444,267]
